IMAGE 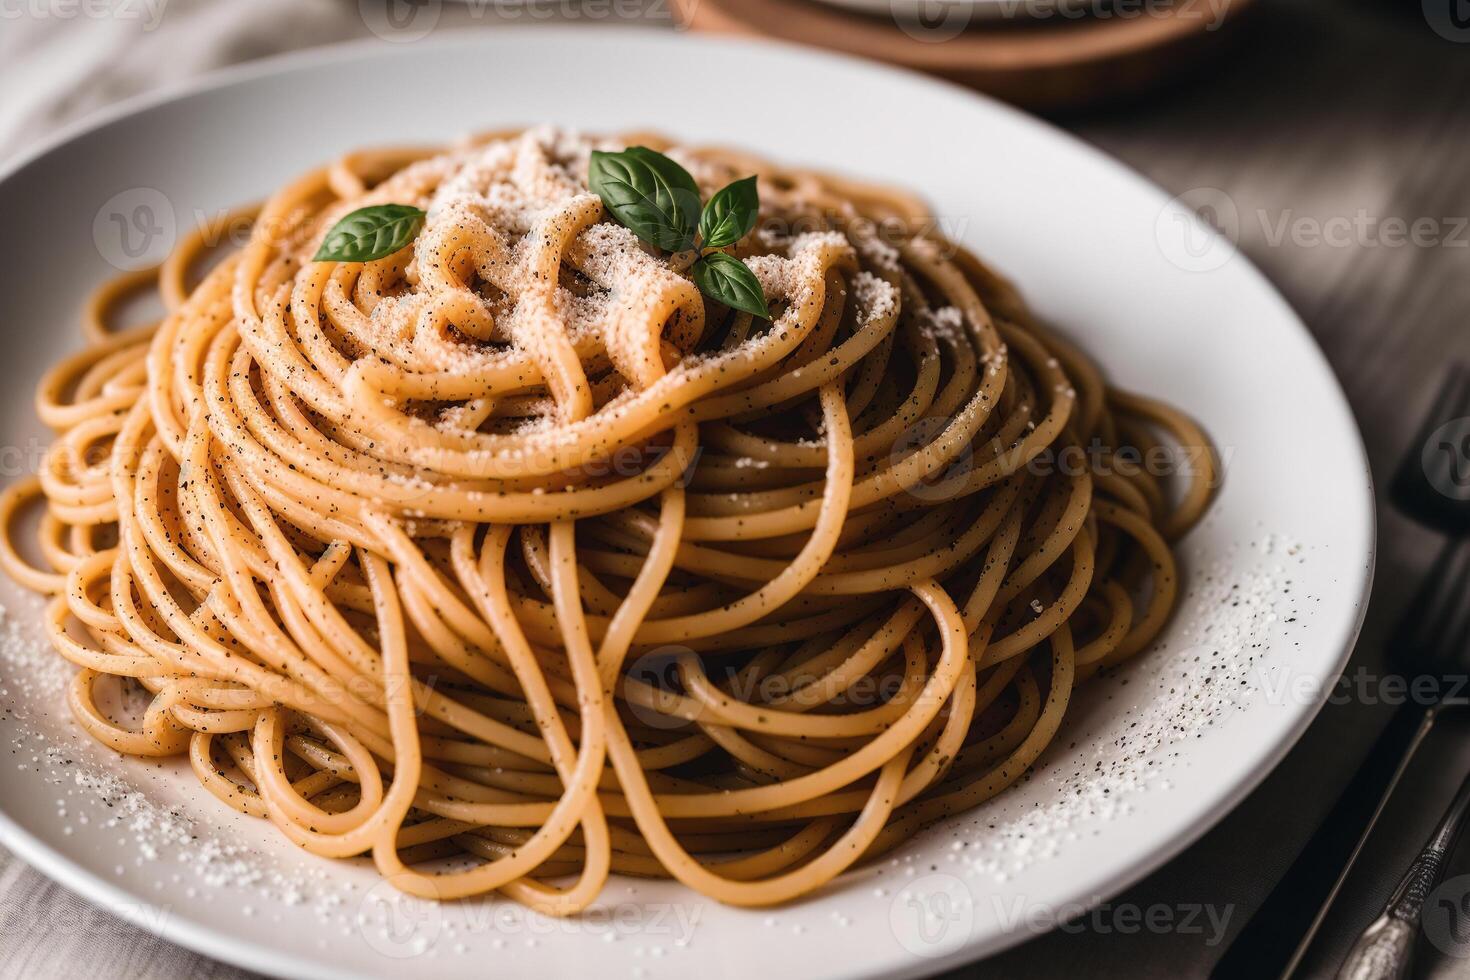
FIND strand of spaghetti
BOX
[601,580,962,904]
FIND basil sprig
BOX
[314,204,427,263]
[698,176,759,250]
[589,147,702,253]
[692,252,768,318]
[590,147,768,318]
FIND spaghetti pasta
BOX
[0,127,1216,911]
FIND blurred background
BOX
[1,1,1468,977]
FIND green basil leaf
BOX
[314,204,426,262]
[589,147,701,253]
[698,176,759,250]
[692,252,768,318]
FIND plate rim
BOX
[0,24,1376,979]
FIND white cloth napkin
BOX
[0,0,374,160]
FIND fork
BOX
[1337,691,1470,980]
[1212,363,1470,979]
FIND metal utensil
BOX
[1212,364,1470,979]
[1336,749,1470,980]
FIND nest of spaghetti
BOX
[1,127,1216,910]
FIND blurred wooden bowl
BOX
[671,0,1255,111]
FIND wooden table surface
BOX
[2,1,1468,977]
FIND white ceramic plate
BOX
[0,28,1372,980]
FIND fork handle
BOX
[1335,769,1470,980]
[1212,704,1435,979]
[1336,916,1415,980]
